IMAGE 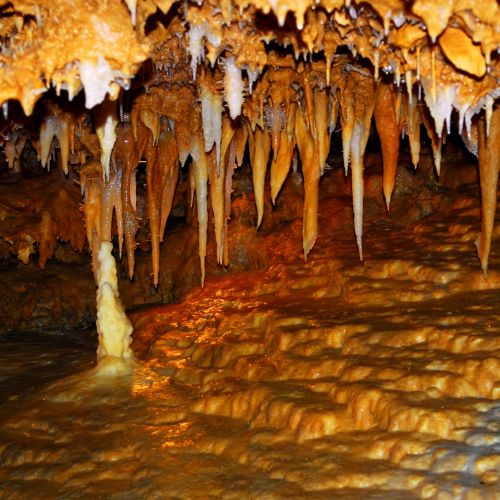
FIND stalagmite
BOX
[374,82,401,210]
[94,98,118,181]
[249,126,271,228]
[476,106,500,275]
[96,241,133,360]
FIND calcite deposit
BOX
[0,0,498,288]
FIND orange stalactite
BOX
[374,82,402,211]
[249,125,271,229]
[476,106,500,275]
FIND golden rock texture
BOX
[0,0,497,284]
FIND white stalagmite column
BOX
[96,241,133,361]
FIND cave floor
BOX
[0,161,499,498]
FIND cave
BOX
[0,0,499,497]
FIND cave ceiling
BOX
[0,0,498,282]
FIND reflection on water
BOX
[0,331,95,403]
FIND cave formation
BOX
[0,0,499,497]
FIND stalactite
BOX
[223,139,237,266]
[191,128,209,286]
[101,167,124,258]
[208,148,225,264]
[124,0,137,25]
[40,114,72,175]
[301,70,317,140]
[314,87,331,175]
[249,126,271,228]
[175,115,192,167]
[189,160,196,209]
[339,84,354,176]
[328,92,338,135]
[159,159,180,244]
[232,122,249,167]
[207,117,237,262]
[146,125,179,286]
[340,71,377,260]
[374,82,401,210]
[295,104,320,260]
[224,57,244,120]
[80,160,103,280]
[476,106,500,275]
[0,0,498,297]
[200,83,223,169]
[406,94,422,169]
[113,120,148,279]
[5,134,26,173]
[56,120,70,176]
[38,211,57,270]
[140,109,161,145]
[94,97,118,181]
[270,102,296,203]
[422,108,442,176]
